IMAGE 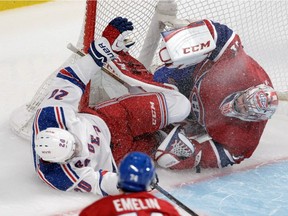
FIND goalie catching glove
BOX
[154,125,202,170]
[88,17,135,67]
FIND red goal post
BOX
[10,0,288,140]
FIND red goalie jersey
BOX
[153,19,277,169]
[189,42,274,168]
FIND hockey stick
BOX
[153,183,199,216]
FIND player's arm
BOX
[74,169,119,196]
[39,17,133,111]
[203,19,241,62]
[35,156,119,196]
[39,55,99,111]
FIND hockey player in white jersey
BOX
[32,17,190,197]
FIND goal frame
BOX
[9,0,288,140]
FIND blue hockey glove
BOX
[102,17,134,52]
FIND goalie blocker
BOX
[159,20,216,69]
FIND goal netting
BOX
[10,0,288,140]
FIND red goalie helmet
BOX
[219,84,278,122]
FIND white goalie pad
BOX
[160,21,216,67]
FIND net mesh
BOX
[10,0,288,139]
[91,0,288,91]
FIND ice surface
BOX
[1,2,287,216]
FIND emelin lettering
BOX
[112,198,161,212]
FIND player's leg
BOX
[83,91,190,163]
[115,91,190,136]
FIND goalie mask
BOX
[35,128,77,163]
[219,84,278,122]
[159,20,216,69]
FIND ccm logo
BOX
[183,41,211,54]
[150,102,157,126]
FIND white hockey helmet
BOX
[35,128,77,163]
[159,20,216,69]
[219,84,278,122]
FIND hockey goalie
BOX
[99,9,279,171]
[152,17,278,170]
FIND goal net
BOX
[10,0,288,140]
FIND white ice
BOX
[1,1,288,216]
